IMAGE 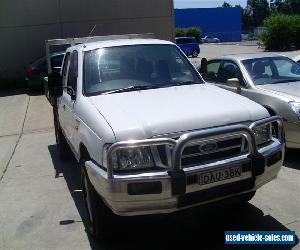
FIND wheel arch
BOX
[264,105,276,116]
[79,143,90,161]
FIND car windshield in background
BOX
[242,56,300,85]
[83,44,202,96]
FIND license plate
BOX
[198,166,242,186]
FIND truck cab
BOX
[46,34,285,241]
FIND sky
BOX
[174,0,247,9]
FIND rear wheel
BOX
[81,159,114,241]
[192,50,199,58]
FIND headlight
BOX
[252,124,272,145]
[289,101,300,118]
[110,146,155,171]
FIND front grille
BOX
[181,136,243,168]
[157,136,245,168]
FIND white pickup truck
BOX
[46,34,285,241]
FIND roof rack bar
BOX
[45,33,155,46]
[45,33,154,74]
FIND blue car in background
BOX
[175,37,200,58]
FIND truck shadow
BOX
[284,149,300,170]
[48,145,298,250]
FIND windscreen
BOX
[83,44,202,95]
[242,56,300,85]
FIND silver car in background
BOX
[200,53,300,149]
[201,36,220,43]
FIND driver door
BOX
[59,50,78,150]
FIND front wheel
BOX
[192,50,199,58]
[81,161,114,241]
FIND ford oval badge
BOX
[199,141,218,153]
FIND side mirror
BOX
[227,78,241,94]
[291,65,300,75]
[48,72,63,98]
[66,86,76,101]
[200,58,208,74]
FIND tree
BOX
[270,0,288,13]
[222,1,232,8]
[270,0,300,14]
[247,0,271,27]
[242,6,255,31]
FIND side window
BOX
[218,61,242,84]
[177,38,187,44]
[206,61,221,82]
[62,53,70,87]
[67,51,78,93]
[51,55,64,68]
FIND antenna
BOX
[85,24,97,44]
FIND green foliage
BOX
[220,0,300,33]
[175,27,202,43]
[247,0,271,27]
[293,15,300,48]
[261,14,300,50]
[222,2,232,8]
[270,0,300,15]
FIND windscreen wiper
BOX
[173,80,203,86]
[102,85,158,95]
[271,79,300,84]
[161,80,203,88]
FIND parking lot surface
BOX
[190,43,300,67]
[0,45,299,250]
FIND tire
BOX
[192,50,199,58]
[81,160,114,241]
[53,109,71,161]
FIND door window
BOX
[206,60,244,85]
[217,61,241,84]
[67,51,78,93]
[206,60,221,82]
[51,54,64,68]
[62,53,70,87]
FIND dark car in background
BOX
[25,52,64,90]
[175,36,200,58]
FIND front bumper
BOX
[86,117,285,216]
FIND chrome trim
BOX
[249,115,283,142]
[106,138,176,179]
[181,143,241,159]
[104,116,283,179]
[172,125,257,171]
[86,144,284,216]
